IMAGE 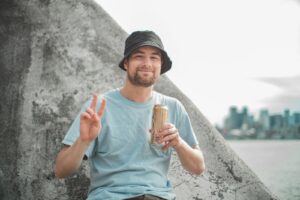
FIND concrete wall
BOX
[0,0,279,199]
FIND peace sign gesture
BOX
[80,94,106,143]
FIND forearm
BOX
[54,138,90,178]
[174,138,205,175]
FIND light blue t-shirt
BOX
[63,89,198,200]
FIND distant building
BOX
[224,106,254,130]
[283,109,293,127]
[220,106,300,139]
[293,112,300,125]
[259,109,270,131]
[270,114,283,130]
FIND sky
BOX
[95,0,300,126]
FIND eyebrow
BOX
[131,49,161,56]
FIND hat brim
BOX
[119,42,172,75]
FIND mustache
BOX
[137,67,153,72]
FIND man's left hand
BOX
[158,123,182,151]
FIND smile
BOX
[138,70,153,73]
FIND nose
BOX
[143,57,152,66]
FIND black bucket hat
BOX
[119,30,172,74]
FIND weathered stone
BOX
[0,0,279,199]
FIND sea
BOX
[227,140,300,200]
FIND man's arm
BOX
[173,140,205,175]
[54,139,90,178]
[158,123,205,175]
[54,95,106,178]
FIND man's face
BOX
[124,46,162,87]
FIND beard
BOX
[127,69,157,87]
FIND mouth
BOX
[138,70,153,73]
[137,67,153,72]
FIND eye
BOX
[151,56,160,61]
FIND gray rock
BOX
[0,0,279,199]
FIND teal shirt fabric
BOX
[62,89,198,200]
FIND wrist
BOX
[173,137,184,151]
[78,137,92,148]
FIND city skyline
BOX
[221,105,300,123]
[219,105,300,139]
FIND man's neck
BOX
[120,83,153,103]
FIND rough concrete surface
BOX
[0,0,279,199]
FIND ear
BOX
[124,58,129,70]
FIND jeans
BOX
[124,194,166,200]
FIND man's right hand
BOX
[55,94,106,178]
[80,94,106,143]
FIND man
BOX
[55,30,205,200]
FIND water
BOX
[227,140,300,200]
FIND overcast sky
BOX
[95,0,300,125]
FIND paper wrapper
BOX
[150,104,168,144]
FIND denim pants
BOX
[124,194,166,200]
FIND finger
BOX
[160,131,178,143]
[97,99,106,117]
[162,144,169,151]
[162,137,180,150]
[160,127,177,137]
[81,112,92,120]
[160,123,173,131]
[85,107,95,116]
[162,142,172,151]
[91,112,100,122]
[90,94,98,111]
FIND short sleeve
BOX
[176,101,198,147]
[62,98,96,158]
